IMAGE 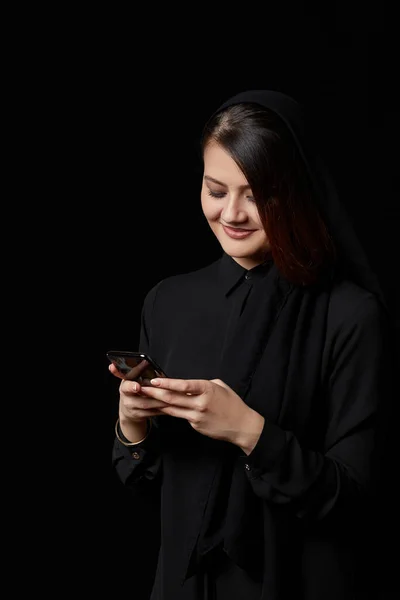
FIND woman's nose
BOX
[221,195,247,223]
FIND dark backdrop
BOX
[103,9,399,599]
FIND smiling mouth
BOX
[222,225,256,239]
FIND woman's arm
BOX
[237,296,391,521]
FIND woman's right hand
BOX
[109,362,167,425]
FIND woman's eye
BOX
[206,189,255,201]
[207,189,225,198]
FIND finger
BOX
[109,364,125,379]
[122,408,167,419]
[149,378,207,395]
[140,386,179,405]
[119,380,141,394]
[128,399,169,411]
[141,386,205,410]
[157,405,194,420]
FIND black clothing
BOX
[113,254,390,599]
[112,91,392,599]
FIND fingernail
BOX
[150,378,160,386]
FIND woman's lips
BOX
[222,225,256,239]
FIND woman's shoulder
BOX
[328,276,387,332]
[143,257,222,303]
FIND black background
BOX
[101,7,399,599]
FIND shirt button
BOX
[245,273,251,280]
[132,451,140,459]
[244,463,251,471]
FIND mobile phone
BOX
[106,350,167,385]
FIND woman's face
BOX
[201,141,271,270]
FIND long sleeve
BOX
[112,420,163,490]
[240,295,390,521]
[112,282,165,496]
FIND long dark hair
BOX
[201,103,337,286]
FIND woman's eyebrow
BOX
[204,175,251,190]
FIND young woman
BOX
[110,90,393,599]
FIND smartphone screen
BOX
[106,350,167,385]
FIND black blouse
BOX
[112,251,391,599]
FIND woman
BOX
[110,90,393,599]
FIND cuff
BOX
[243,418,286,472]
[112,420,162,483]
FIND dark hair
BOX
[201,103,337,286]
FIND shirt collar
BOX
[218,252,274,296]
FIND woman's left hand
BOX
[140,377,264,450]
